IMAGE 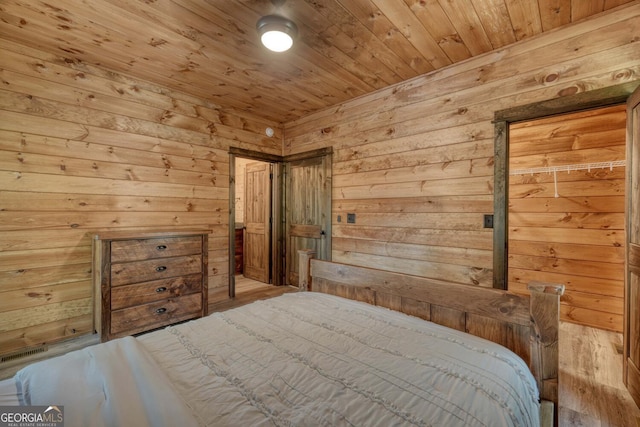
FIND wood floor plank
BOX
[208,275,296,312]
[559,322,640,426]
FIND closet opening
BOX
[507,105,626,332]
[493,83,635,331]
[492,82,640,420]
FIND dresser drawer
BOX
[111,255,202,286]
[111,273,203,310]
[110,293,202,337]
[110,236,202,262]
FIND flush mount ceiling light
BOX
[256,1,297,53]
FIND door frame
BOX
[228,147,332,296]
[229,148,284,297]
[625,86,640,405]
[492,80,640,290]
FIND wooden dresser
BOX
[93,230,209,342]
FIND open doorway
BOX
[229,147,332,298]
[507,104,626,332]
[233,157,273,297]
[229,148,284,299]
[492,82,640,420]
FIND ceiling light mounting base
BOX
[257,14,298,52]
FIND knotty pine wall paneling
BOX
[0,40,280,356]
[284,6,639,292]
[508,105,626,332]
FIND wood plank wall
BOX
[508,105,626,332]
[284,7,639,293]
[0,4,638,358]
[0,39,280,356]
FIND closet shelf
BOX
[509,160,625,176]
[509,160,626,198]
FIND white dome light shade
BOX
[261,30,293,52]
[257,15,298,52]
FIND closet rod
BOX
[509,160,626,176]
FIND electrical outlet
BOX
[347,213,356,224]
[483,214,494,229]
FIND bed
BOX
[1,258,563,427]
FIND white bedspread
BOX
[138,292,540,427]
[14,336,199,427]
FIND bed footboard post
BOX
[298,249,316,291]
[527,281,564,426]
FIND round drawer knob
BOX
[155,287,167,293]
[155,266,167,272]
[155,307,167,314]
[156,245,167,250]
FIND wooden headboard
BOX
[300,254,564,424]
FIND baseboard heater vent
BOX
[1,345,48,363]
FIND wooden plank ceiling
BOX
[0,0,633,124]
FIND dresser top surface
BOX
[93,229,211,241]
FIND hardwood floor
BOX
[559,322,640,426]
[208,275,297,312]
[213,278,640,426]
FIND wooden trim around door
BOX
[229,149,285,298]
[492,80,640,289]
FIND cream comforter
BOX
[14,336,199,427]
[15,292,539,426]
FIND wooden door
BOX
[625,86,640,408]
[244,162,271,283]
[285,154,331,286]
